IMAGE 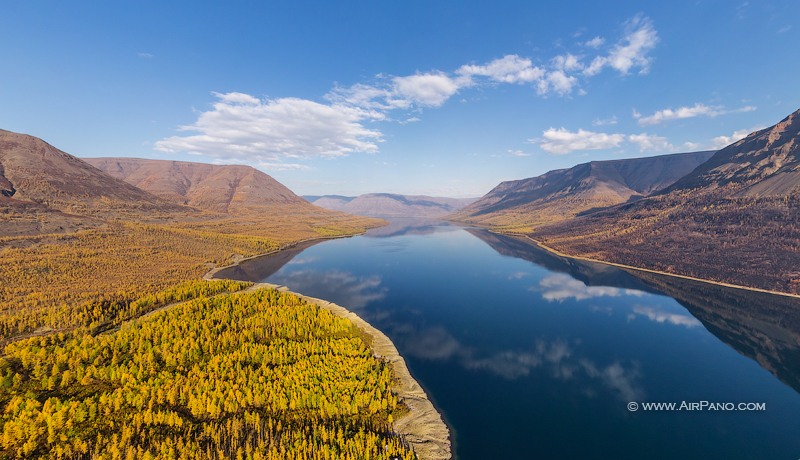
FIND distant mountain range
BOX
[453,108,800,294]
[451,150,714,228]
[307,193,476,218]
[85,157,309,214]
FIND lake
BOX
[217,219,800,459]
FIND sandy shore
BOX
[501,232,800,300]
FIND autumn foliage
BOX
[0,286,413,459]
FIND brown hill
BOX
[0,129,180,225]
[309,193,476,218]
[451,150,714,228]
[533,108,800,294]
[85,157,309,214]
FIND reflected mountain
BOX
[213,238,324,281]
[468,228,800,393]
[365,218,457,238]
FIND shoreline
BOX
[203,231,368,280]
[214,282,453,460]
[492,230,800,300]
[206,236,452,460]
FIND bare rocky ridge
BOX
[85,157,309,214]
[310,193,476,218]
[452,150,714,227]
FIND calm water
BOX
[218,219,800,459]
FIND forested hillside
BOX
[0,285,413,459]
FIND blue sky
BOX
[2,1,798,197]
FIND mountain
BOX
[305,195,355,210]
[309,193,476,218]
[661,111,800,197]
[451,150,714,228]
[84,157,309,214]
[532,108,800,294]
[0,130,181,217]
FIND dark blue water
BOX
[218,220,800,459]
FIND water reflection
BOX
[629,305,701,328]
[537,273,646,302]
[214,220,800,458]
[214,239,324,281]
[365,217,458,238]
[470,229,800,393]
[271,269,387,310]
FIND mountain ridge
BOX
[530,108,800,294]
[452,150,715,227]
[84,157,309,214]
[0,129,178,215]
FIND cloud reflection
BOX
[538,274,645,302]
[400,327,644,400]
[271,269,387,309]
[630,305,701,328]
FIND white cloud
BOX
[584,36,605,48]
[537,128,626,155]
[777,25,792,34]
[398,116,421,125]
[137,52,154,59]
[154,93,383,168]
[457,54,545,84]
[159,15,660,168]
[325,83,394,113]
[392,72,462,107]
[583,15,658,76]
[508,149,531,157]
[711,127,758,149]
[552,53,583,71]
[541,70,579,95]
[628,133,674,152]
[635,103,756,126]
[216,92,260,105]
[592,116,618,126]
